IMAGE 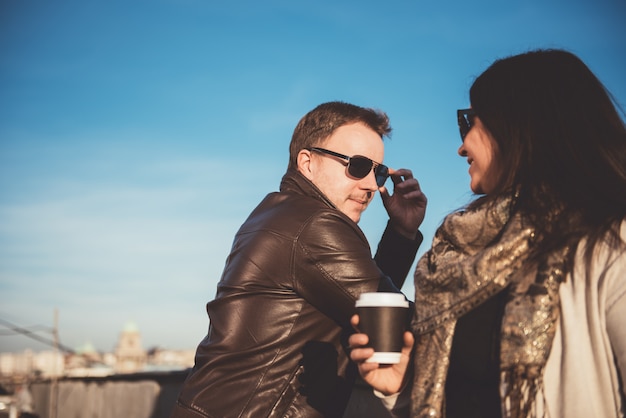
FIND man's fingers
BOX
[349,332,369,347]
[350,347,375,363]
[388,168,414,185]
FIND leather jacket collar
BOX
[279,169,336,210]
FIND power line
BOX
[0,317,74,354]
[0,325,52,336]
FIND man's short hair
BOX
[288,101,391,170]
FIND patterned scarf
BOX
[410,195,568,418]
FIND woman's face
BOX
[457,116,500,194]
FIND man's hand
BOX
[349,314,413,396]
[379,168,427,240]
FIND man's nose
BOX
[362,169,380,190]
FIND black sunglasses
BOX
[457,108,476,141]
[309,147,389,187]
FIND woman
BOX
[349,49,626,418]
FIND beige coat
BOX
[381,221,626,417]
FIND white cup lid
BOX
[355,292,409,308]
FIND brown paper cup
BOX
[355,292,409,364]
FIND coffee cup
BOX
[355,292,410,364]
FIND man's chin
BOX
[348,210,364,224]
[343,202,368,223]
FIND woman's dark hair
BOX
[287,101,391,170]
[469,49,626,269]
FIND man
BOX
[171,101,427,418]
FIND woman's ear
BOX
[297,149,315,181]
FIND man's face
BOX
[298,122,384,223]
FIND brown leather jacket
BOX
[171,170,421,418]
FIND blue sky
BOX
[1,0,625,353]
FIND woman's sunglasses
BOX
[309,147,389,187]
[457,108,476,141]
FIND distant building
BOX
[0,350,64,378]
[146,348,195,371]
[0,321,194,380]
[113,321,147,374]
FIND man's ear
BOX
[297,149,315,181]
